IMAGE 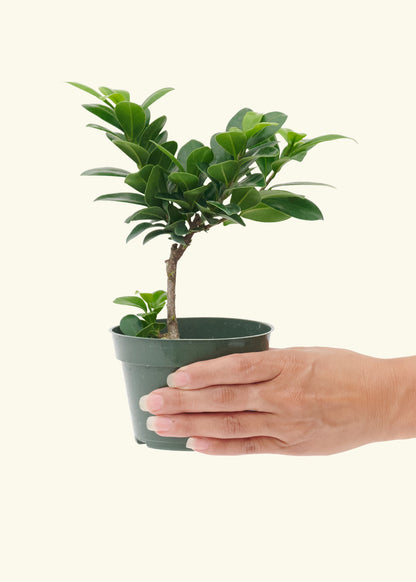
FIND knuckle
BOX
[222,414,243,437]
[212,386,235,407]
[241,438,258,454]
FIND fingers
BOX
[167,349,284,390]
[185,436,289,456]
[145,411,276,439]
[140,383,269,415]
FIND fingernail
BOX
[139,394,163,412]
[146,416,173,432]
[186,437,209,451]
[167,370,190,388]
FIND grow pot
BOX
[111,317,273,451]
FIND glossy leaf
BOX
[226,108,252,131]
[148,140,178,169]
[174,221,188,236]
[149,140,185,171]
[186,146,214,176]
[237,173,266,187]
[291,134,352,155]
[81,167,129,177]
[126,207,167,221]
[126,222,159,242]
[215,131,247,158]
[106,92,130,104]
[113,140,149,168]
[207,201,241,216]
[86,124,124,140]
[170,233,187,245]
[115,102,146,141]
[245,122,280,139]
[271,157,292,173]
[177,140,204,169]
[262,191,323,220]
[207,160,239,185]
[114,296,147,310]
[94,192,146,205]
[168,172,199,191]
[119,315,143,336]
[145,165,168,206]
[222,213,245,226]
[210,133,233,164]
[279,128,307,146]
[183,185,209,206]
[82,104,122,129]
[139,116,167,146]
[143,229,169,244]
[124,165,153,193]
[242,111,263,132]
[67,81,102,99]
[257,156,273,178]
[230,187,261,211]
[241,204,291,222]
[142,87,174,109]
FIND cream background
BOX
[1,0,415,580]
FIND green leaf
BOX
[125,207,167,221]
[257,156,273,178]
[170,233,187,245]
[245,122,280,139]
[177,140,205,169]
[114,296,147,310]
[126,222,159,242]
[82,104,122,129]
[152,290,167,305]
[223,213,246,226]
[291,134,353,155]
[94,192,146,205]
[113,140,149,168]
[142,87,174,109]
[241,204,291,222]
[271,181,335,189]
[106,92,130,105]
[242,111,263,132]
[262,190,323,220]
[86,123,124,140]
[67,81,103,99]
[115,102,146,141]
[230,187,261,210]
[210,133,233,164]
[215,131,247,159]
[139,116,167,146]
[279,128,307,146]
[145,165,168,206]
[143,229,169,244]
[226,108,253,131]
[174,221,188,235]
[207,201,240,216]
[148,140,178,170]
[119,315,143,337]
[81,167,129,177]
[186,146,214,176]
[168,171,199,191]
[149,140,185,171]
[237,173,266,187]
[183,185,210,206]
[271,157,292,173]
[207,160,239,186]
[124,165,154,193]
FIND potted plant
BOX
[69,82,351,451]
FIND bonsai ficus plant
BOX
[69,82,351,339]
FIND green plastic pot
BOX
[111,317,273,451]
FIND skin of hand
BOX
[139,347,416,456]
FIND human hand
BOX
[139,347,400,455]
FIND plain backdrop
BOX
[1,0,415,580]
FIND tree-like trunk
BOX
[165,243,185,339]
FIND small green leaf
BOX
[115,102,146,141]
[271,157,292,173]
[168,172,199,191]
[81,167,129,177]
[237,173,266,187]
[139,116,167,146]
[262,190,323,220]
[106,92,130,105]
[242,111,263,132]
[170,233,187,245]
[210,133,233,164]
[145,165,168,206]
[207,201,241,216]
[223,213,246,226]
[113,140,149,168]
[94,192,146,205]
[186,146,214,176]
[126,222,159,242]
[291,134,353,155]
[148,140,178,170]
[174,221,188,235]
[183,185,209,206]
[67,81,103,99]
[177,140,205,169]
[241,204,291,222]
[207,160,239,186]
[114,296,147,310]
[86,124,125,140]
[226,108,253,131]
[215,131,247,159]
[152,290,167,305]
[230,187,261,210]
[82,104,122,129]
[143,229,169,244]
[245,122,280,139]
[119,314,144,336]
[149,140,185,172]
[142,87,174,109]
[124,165,153,193]
[126,207,167,221]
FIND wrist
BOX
[381,356,416,441]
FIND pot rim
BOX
[110,316,274,342]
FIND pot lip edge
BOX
[110,316,274,342]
